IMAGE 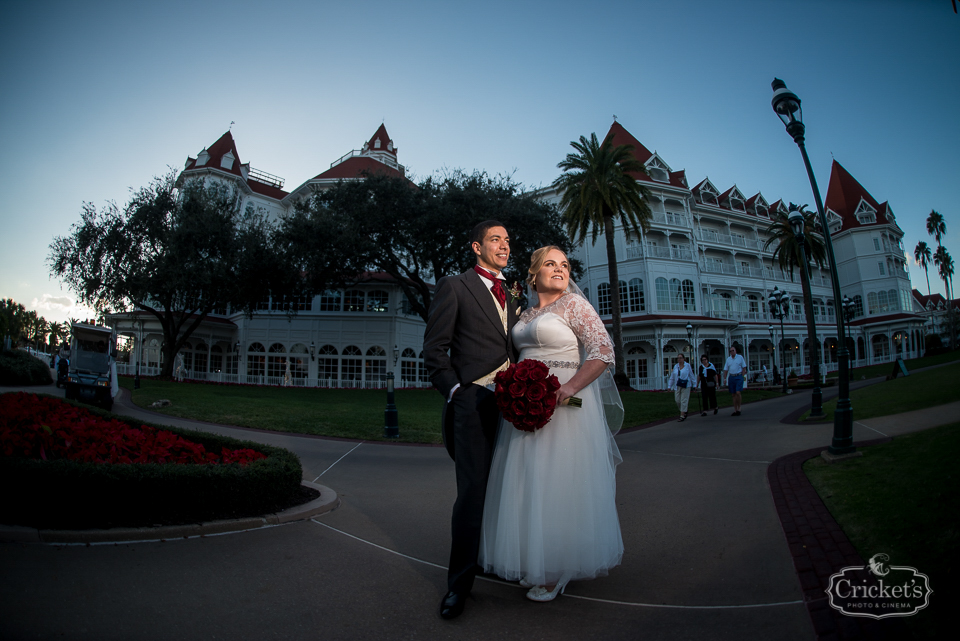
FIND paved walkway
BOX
[0,377,953,640]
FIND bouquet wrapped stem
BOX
[561,396,582,408]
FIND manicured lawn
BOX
[121,378,785,443]
[841,349,960,383]
[801,362,960,422]
[804,422,958,638]
[121,378,446,444]
[619,388,784,428]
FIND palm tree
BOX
[552,131,653,387]
[914,241,933,295]
[48,321,65,351]
[35,317,49,352]
[926,210,946,247]
[763,204,827,382]
[934,246,955,300]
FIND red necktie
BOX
[474,265,506,309]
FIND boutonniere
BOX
[508,282,523,303]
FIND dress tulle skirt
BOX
[479,368,623,586]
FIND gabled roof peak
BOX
[362,123,397,156]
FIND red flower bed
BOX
[0,392,266,466]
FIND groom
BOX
[423,220,520,619]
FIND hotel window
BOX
[319,290,341,312]
[367,290,389,313]
[873,238,880,251]
[341,346,362,380]
[365,346,387,381]
[318,345,339,381]
[853,295,864,317]
[344,290,364,312]
[597,283,612,315]
[247,342,266,376]
[267,343,286,378]
[627,278,645,312]
[400,348,418,383]
[878,263,885,276]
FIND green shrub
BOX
[0,349,53,386]
[0,404,303,529]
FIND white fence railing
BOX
[115,363,433,389]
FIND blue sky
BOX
[1,0,957,324]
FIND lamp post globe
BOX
[771,78,853,455]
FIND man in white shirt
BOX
[723,346,747,416]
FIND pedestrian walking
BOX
[697,355,719,416]
[723,346,747,416]
[668,353,695,421]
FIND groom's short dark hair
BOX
[470,220,505,247]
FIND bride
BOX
[479,246,624,602]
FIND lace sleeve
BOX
[559,295,615,365]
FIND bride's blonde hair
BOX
[526,245,567,291]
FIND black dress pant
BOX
[447,384,499,595]
[702,384,718,410]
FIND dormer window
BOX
[730,198,744,212]
[854,199,876,224]
[387,140,393,152]
[220,150,235,171]
[826,209,843,233]
[374,138,381,149]
[697,180,720,207]
[196,149,210,166]
[756,206,768,218]
[645,155,670,183]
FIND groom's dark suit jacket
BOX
[423,268,520,595]
[423,269,520,402]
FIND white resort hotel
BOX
[110,122,928,389]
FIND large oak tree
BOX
[49,171,294,376]
[285,170,578,323]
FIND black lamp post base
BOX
[808,386,824,417]
[821,449,862,463]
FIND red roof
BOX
[185,131,244,178]
[912,289,959,310]
[312,156,406,181]
[366,124,397,157]
[183,131,289,200]
[824,160,899,233]
[248,180,288,200]
[603,122,688,189]
[847,312,925,327]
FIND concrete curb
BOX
[0,481,339,545]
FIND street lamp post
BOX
[843,295,857,381]
[787,209,824,417]
[772,78,854,455]
[767,288,791,395]
[685,323,694,359]
[135,319,143,389]
[767,324,780,392]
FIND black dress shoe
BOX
[440,591,466,619]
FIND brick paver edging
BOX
[767,442,910,640]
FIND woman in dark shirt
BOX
[697,355,719,416]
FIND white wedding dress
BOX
[479,293,623,586]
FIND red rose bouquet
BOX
[494,360,579,432]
